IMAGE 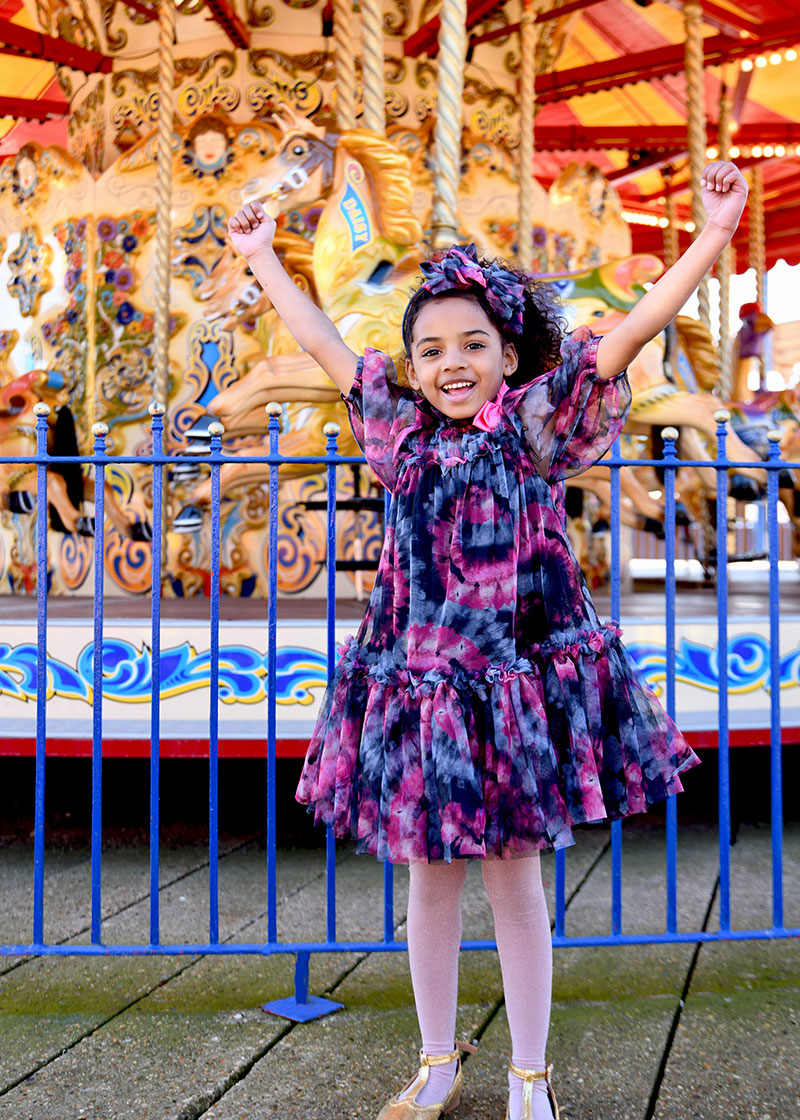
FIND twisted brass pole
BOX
[684,0,710,328]
[361,0,385,134]
[334,0,357,130]
[517,0,537,270]
[717,81,733,399]
[431,0,468,247]
[749,164,767,387]
[154,0,175,415]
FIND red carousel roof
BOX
[1,0,800,267]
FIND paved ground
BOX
[0,819,798,1120]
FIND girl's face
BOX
[405,296,517,419]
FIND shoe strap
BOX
[421,1041,478,1067]
[509,1061,553,1082]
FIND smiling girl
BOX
[228,160,747,1120]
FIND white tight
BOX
[404,856,553,1119]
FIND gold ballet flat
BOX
[376,1042,477,1120]
[505,1062,560,1120]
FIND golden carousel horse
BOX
[176,113,424,525]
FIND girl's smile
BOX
[405,296,518,419]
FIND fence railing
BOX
[0,404,796,1021]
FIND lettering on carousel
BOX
[340,188,372,250]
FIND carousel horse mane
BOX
[673,315,720,393]
[335,129,423,248]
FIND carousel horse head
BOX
[241,106,337,216]
[541,254,664,334]
[242,108,422,252]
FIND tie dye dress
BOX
[296,326,699,863]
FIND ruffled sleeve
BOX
[510,325,631,482]
[343,347,419,493]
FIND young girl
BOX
[228,160,747,1120]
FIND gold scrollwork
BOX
[99,0,129,52]
[111,66,161,98]
[385,90,409,120]
[384,57,406,84]
[246,79,323,118]
[415,59,437,90]
[111,91,160,132]
[248,48,334,82]
[178,80,241,121]
[384,0,410,36]
[175,51,238,83]
[246,0,276,23]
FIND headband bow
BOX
[414,244,526,336]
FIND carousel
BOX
[0,0,799,756]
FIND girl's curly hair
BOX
[402,250,568,387]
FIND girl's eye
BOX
[420,347,440,358]
[466,341,485,349]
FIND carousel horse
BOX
[175,113,424,526]
[0,369,148,539]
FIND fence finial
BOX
[33,402,50,417]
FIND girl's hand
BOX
[228,201,277,260]
[701,161,748,234]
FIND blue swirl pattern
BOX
[1,634,793,707]
[0,639,327,705]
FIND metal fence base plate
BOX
[262,995,344,1022]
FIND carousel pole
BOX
[662,165,680,269]
[334,0,358,130]
[684,0,711,329]
[517,0,538,270]
[153,0,175,584]
[749,164,767,389]
[717,79,733,399]
[430,0,468,247]
[361,0,385,134]
[154,0,175,415]
[86,210,97,431]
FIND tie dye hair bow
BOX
[408,244,527,338]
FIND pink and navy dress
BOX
[296,326,699,863]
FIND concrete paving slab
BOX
[200,947,503,1120]
[462,994,677,1120]
[0,856,411,1119]
[0,955,184,1095]
[0,840,262,948]
[653,983,800,1120]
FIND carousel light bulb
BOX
[756,56,768,67]
[752,145,763,157]
[763,144,775,157]
[770,52,783,65]
[741,58,754,71]
[658,217,669,228]
[730,145,740,158]
[775,144,786,156]
[685,220,696,232]
[785,48,798,62]
[706,146,718,159]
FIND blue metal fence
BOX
[1,403,797,1022]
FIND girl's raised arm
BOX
[595,161,748,381]
[228,202,359,396]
